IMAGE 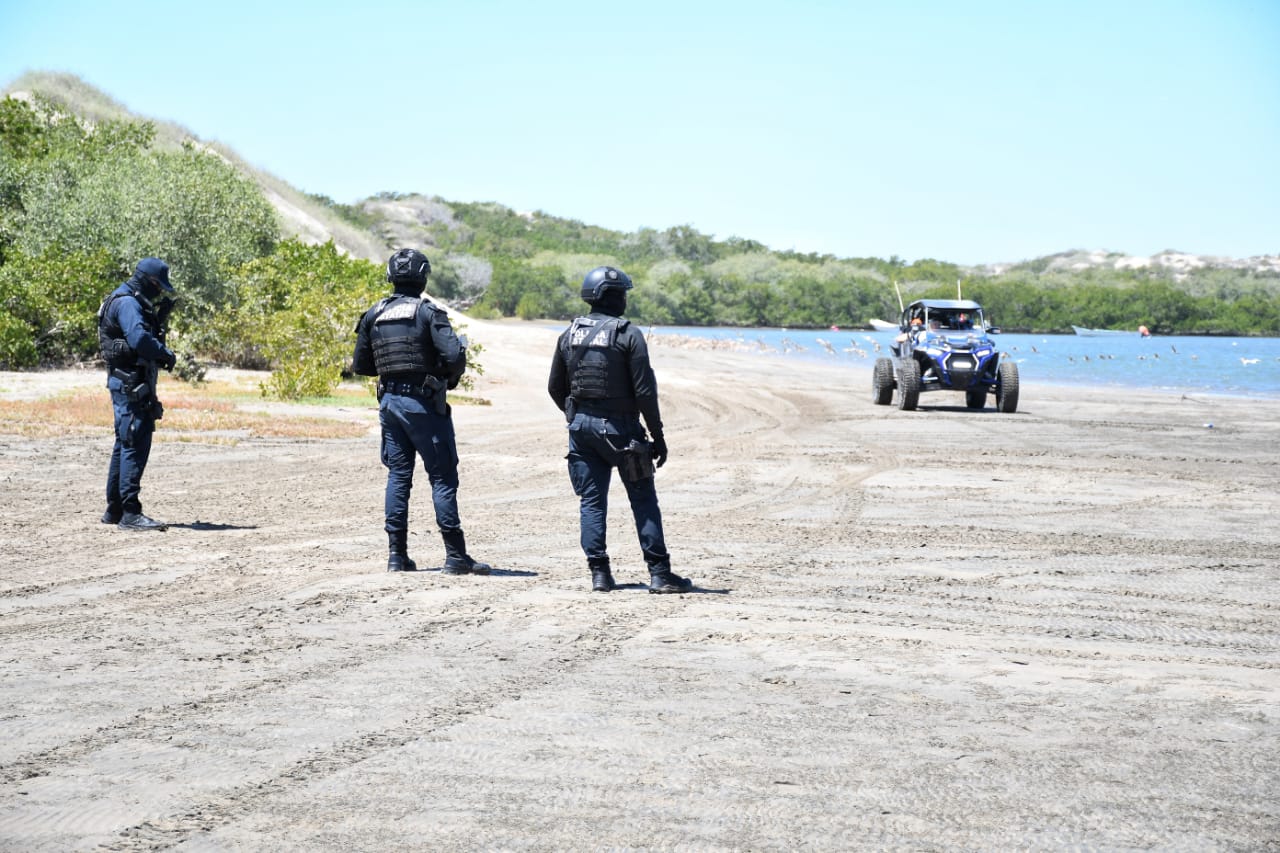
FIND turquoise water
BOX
[647,326,1280,399]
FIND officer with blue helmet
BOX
[548,266,691,594]
[98,257,178,531]
[352,248,491,575]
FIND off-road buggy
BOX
[872,298,1019,412]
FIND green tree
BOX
[16,143,277,325]
[1,95,280,354]
[479,260,572,319]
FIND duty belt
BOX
[572,398,638,417]
[381,377,443,398]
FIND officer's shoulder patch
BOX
[375,298,421,324]
[567,316,596,347]
[568,316,621,348]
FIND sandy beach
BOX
[1,319,1277,851]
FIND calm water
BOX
[647,326,1280,399]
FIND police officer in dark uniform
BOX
[353,248,491,575]
[99,257,178,531]
[548,266,692,594]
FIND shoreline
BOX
[1,365,1275,406]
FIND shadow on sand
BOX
[166,521,260,531]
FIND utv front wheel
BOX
[996,360,1020,413]
[966,387,987,409]
[895,358,920,411]
[872,358,894,405]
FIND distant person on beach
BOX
[98,258,178,531]
[548,266,692,594]
[352,248,491,575]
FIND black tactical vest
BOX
[371,296,435,376]
[564,316,632,401]
[97,288,158,369]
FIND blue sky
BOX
[2,0,1277,265]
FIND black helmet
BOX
[580,266,633,303]
[386,249,431,286]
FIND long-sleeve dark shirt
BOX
[104,284,170,363]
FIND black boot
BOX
[118,512,167,532]
[441,530,491,575]
[589,557,615,592]
[387,553,417,572]
[648,563,692,594]
[387,533,417,572]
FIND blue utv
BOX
[872,298,1019,413]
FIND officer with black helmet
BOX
[548,266,691,594]
[352,248,491,575]
[98,257,178,531]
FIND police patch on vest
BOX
[375,299,420,323]
[568,317,615,348]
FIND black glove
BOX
[158,348,177,371]
[651,434,668,469]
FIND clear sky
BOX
[2,0,1277,265]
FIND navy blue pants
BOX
[379,392,462,539]
[105,384,155,515]
[566,413,669,568]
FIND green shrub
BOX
[453,323,485,393]
[221,240,488,399]
[515,293,541,320]
[0,309,37,368]
[257,283,366,398]
[0,245,123,366]
[465,303,501,320]
[219,240,383,398]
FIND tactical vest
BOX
[370,296,435,376]
[564,316,633,402]
[97,288,158,369]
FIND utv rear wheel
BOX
[895,358,920,411]
[966,388,987,409]
[996,360,1020,413]
[872,358,894,405]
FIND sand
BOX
[1,319,1277,851]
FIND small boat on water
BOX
[868,318,898,332]
[1072,325,1148,337]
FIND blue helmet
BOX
[581,266,633,303]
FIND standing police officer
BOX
[353,248,491,575]
[548,266,692,594]
[99,257,178,531]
